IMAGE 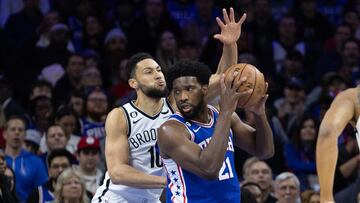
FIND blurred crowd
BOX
[0,0,360,202]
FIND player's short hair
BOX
[125,52,154,81]
[166,60,212,91]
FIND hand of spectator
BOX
[214,8,246,45]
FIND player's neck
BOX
[191,105,210,124]
[134,94,164,116]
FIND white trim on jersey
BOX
[168,117,195,141]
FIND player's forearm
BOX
[198,111,233,178]
[316,129,339,202]
[108,165,166,189]
[339,156,359,178]
[216,43,237,75]
[253,113,274,159]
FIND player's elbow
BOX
[257,149,275,160]
[108,167,126,185]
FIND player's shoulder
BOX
[105,107,128,127]
[336,87,358,100]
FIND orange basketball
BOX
[224,63,266,108]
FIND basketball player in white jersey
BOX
[92,8,247,203]
[317,87,360,202]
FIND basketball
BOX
[224,63,266,108]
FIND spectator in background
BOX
[67,90,85,118]
[35,10,61,48]
[27,96,54,134]
[182,0,219,47]
[177,40,201,60]
[294,0,332,56]
[273,79,306,137]
[108,59,134,106]
[110,0,136,32]
[80,66,103,92]
[54,106,80,153]
[74,137,103,195]
[343,9,360,41]
[3,0,43,51]
[273,172,300,203]
[284,116,318,190]
[4,116,47,202]
[24,129,41,154]
[127,0,182,55]
[242,157,276,203]
[241,182,263,203]
[40,125,68,159]
[29,80,52,101]
[301,190,320,203]
[54,54,85,105]
[0,79,25,119]
[80,88,107,140]
[272,15,306,73]
[53,168,90,203]
[27,149,73,203]
[32,22,73,74]
[318,23,353,77]
[103,28,128,84]
[155,30,178,73]
[0,149,17,203]
[250,0,276,74]
[3,166,17,203]
[337,39,360,86]
[82,15,105,53]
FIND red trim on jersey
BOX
[177,165,187,203]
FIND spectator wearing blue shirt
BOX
[284,116,318,190]
[4,116,48,202]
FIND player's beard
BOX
[179,100,206,120]
[142,86,169,99]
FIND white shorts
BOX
[92,183,162,203]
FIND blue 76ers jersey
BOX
[162,105,240,203]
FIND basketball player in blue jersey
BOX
[92,8,247,203]
[317,87,360,203]
[158,60,274,203]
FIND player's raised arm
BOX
[105,108,166,188]
[206,8,246,103]
[316,89,356,202]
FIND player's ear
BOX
[201,85,208,94]
[129,79,138,89]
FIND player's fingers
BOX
[229,7,235,22]
[216,17,225,29]
[223,8,230,24]
[238,13,247,24]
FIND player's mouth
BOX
[180,104,193,113]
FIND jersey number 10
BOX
[148,146,163,168]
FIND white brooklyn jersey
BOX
[94,98,174,203]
